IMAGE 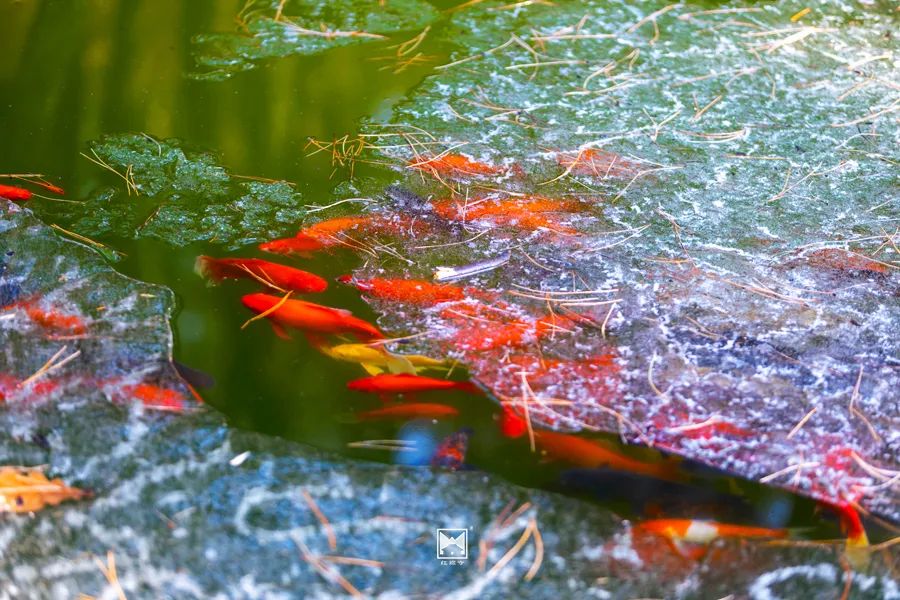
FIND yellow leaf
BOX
[0,466,90,513]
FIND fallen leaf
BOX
[0,466,90,513]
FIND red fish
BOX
[355,402,459,421]
[347,373,478,395]
[242,293,382,341]
[195,256,327,293]
[557,148,645,179]
[443,304,571,351]
[23,305,87,335]
[830,501,869,548]
[409,153,505,177]
[431,429,470,470]
[0,185,32,202]
[498,405,528,438]
[338,276,492,305]
[534,430,680,481]
[802,248,888,275]
[120,383,187,412]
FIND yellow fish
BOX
[320,343,449,375]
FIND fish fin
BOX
[669,539,707,561]
[303,332,328,348]
[361,363,384,376]
[271,322,292,340]
[386,356,416,374]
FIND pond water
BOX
[1,0,898,597]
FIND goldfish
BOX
[432,197,586,221]
[347,373,478,395]
[0,185,32,202]
[498,405,528,438]
[260,215,418,256]
[802,248,888,275]
[195,256,327,293]
[338,275,494,306]
[317,342,416,375]
[354,402,459,421]
[534,430,680,482]
[637,519,788,545]
[258,234,324,256]
[557,148,644,179]
[431,429,471,470]
[0,374,59,402]
[443,303,571,351]
[22,305,86,335]
[409,153,505,177]
[242,293,382,341]
[831,501,869,548]
[120,383,187,412]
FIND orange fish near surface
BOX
[443,303,572,352]
[557,148,645,179]
[195,256,327,293]
[242,293,382,341]
[802,248,889,275]
[23,305,87,336]
[432,197,586,221]
[347,373,479,395]
[120,383,188,412]
[637,519,788,545]
[0,185,32,202]
[338,276,492,306]
[355,402,459,421]
[409,153,505,177]
[534,430,680,482]
[260,215,418,256]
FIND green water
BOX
[1,0,872,542]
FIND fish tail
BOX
[454,380,482,395]
[194,255,222,284]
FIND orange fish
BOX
[121,383,187,412]
[338,276,491,305]
[534,430,679,481]
[557,148,644,179]
[242,293,382,341]
[668,419,753,440]
[637,519,787,544]
[258,234,325,256]
[409,153,505,177]
[347,373,478,395]
[432,197,585,221]
[355,402,459,421]
[195,256,327,293]
[260,215,417,255]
